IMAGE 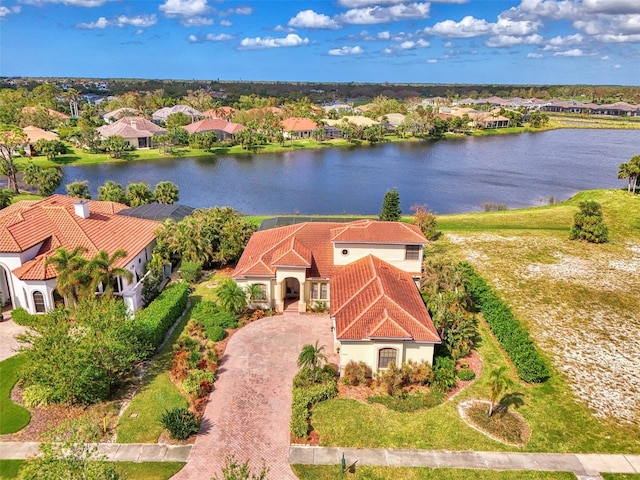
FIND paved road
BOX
[0,317,26,362]
[290,446,640,477]
[171,312,334,480]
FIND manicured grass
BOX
[0,355,31,434]
[292,465,577,480]
[0,460,184,479]
[11,193,43,203]
[602,475,640,480]
[116,308,190,443]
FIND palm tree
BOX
[297,340,328,373]
[618,162,633,193]
[152,181,179,204]
[488,366,514,417]
[215,279,247,314]
[44,246,88,306]
[88,249,133,297]
[244,283,265,307]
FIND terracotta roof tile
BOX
[0,195,159,281]
[331,255,440,342]
[330,219,426,244]
[184,118,245,135]
[281,117,318,132]
[271,237,312,267]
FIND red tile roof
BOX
[331,255,440,342]
[184,118,245,135]
[23,126,59,143]
[97,116,166,139]
[0,195,159,281]
[330,219,426,244]
[281,117,318,132]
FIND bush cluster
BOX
[460,263,551,383]
[182,369,215,396]
[133,282,190,354]
[457,368,476,381]
[161,407,201,440]
[290,381,338,439]
[341,361,370,386]
[190,300,239,343]
[376,360,434,396]
[11,308,39,327]
[431,356,457,392]
[293,365,337,389]
[179,261,202,283]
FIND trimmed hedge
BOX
[460,262,551,383]
[133,282,190,355]
[291,380,337,439]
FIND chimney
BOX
[74,200,90,219]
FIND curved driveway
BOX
[172,312,334,480]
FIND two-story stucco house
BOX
[0,195,161,315]
[233,219,441,373]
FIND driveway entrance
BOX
[172,312,334,480]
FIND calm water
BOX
[59,129,639,215]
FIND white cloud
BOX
[240,33,309,49]
[21,0,111,6]
[592,33,640,42]
[486,33,542,47]
[443,41,454,47]
[427,58,437,63]
[337,2,430,25]
[378,31,391,39]
[181,16,214,26]
[614,63,621,68]
[77,16,108,28]
[220,19,232,26]
[274,24,295,32]
[428,15,491,37]
[160,0,209,17]
[526,52,544,58]
[548,33,584,45]
[288,10,339,29]
[493,16,541,35]
[516,0,577,20]
[0,5,21,16]
[135,29,144,35]
[221,6,252,16]
[187,34,198,42]
[77,14,156,29]
[583,0,640,14]
[328,45,364,55]
[205,33,232,41]
[553,48,585,57]
[115,14,157,27]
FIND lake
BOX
[59,129,639,215]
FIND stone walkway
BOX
[0,317,26,362]
[171,312,334,480]
[290,446,640,478]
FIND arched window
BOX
[32,291,46,313]
[378,348,397,369]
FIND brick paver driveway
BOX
[172,312,334,480]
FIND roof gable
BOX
[330,219,426,244]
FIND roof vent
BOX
[74,200,90,219]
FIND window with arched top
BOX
[378,348,397,369]
[33,291,46,313]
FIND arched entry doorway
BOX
[283,277,300,309]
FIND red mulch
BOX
[448,349,483,400]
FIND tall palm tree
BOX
[297,341,328,372]
[215,279,247,315]
[488,366,514,417]
[44,246,88,306]
[88,249,133,297]
[618,162,633,193]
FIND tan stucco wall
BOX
[333,243,423,273]
[337,340,436,373]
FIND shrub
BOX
[187,349,203,369]
[570,200,609,244]
[179,261,202,283]
[174,333,200,353]
[191,301,238,330]
[11,308,39,326]
[293,364,337,388]
[22,384,55,408]
[205,325,227,342]
[290,381,338,438]
[170,351,190,382]
[182,369,215,396]
[460,262,551,383]
[457,368,476,381]
[341,361,370,386]
[376,362,409,397]
[405,360,434,385]
[133,282,190,355]
[161,407,201,440]
[432,356,457,393]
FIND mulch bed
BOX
[458,399,531,447]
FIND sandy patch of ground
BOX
[447,233,640,424]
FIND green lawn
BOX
[602,475,640,480]
[0,355,31,434]
[312,190,640,454]
[292,465,577,480]
[0,460,184,480]
[116,309,190,443]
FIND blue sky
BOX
[1,0,639,84]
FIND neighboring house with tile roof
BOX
[22,126,60,156]
[281,117,318,139]
[0,195,161,315]
[103,108,139,123]
[233,219,439,372]
[151,105,203,124]
[97,116,166,149]
[184,118,246,141]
